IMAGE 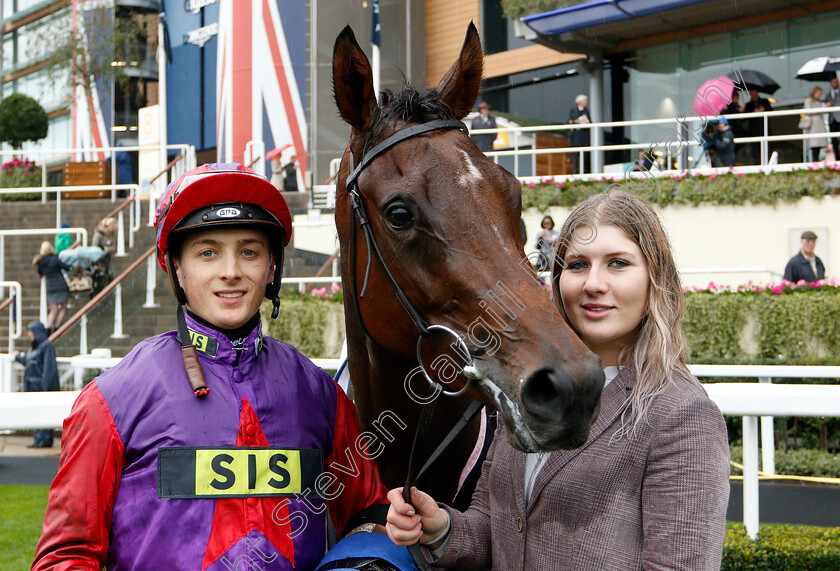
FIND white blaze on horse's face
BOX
[457,149,483,188]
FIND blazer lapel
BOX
[526,366,637,511]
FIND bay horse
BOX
[332,24,604,504]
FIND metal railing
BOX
[464,105,840,177]
[0,144,195,191]
[0,281,22,354]
[679,267,784,284]
[691,364,840,540]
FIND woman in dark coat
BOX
[34,241,72,333]
[15,321,60,448]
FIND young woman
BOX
[386,191,730,570]
[33,241,72,333]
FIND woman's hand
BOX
[386,487,448,546]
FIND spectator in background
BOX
[283,155,299,192]
[33,241,72,333]
[824,76,840,161]
[702,118,736,168]
[470,101,498,153]
[784,230,825,283]
[802,86,828,163]
[568,94,591,174]
[15,321,60,448]
[534,215,558,271]
[743,89,773,165]
[632,149,653,171]
[92,217,117,257]
[54,222,73,255]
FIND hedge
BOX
[522,166,840,211]
[722,523,840,570]
[683,285,840,368]
[730,446,840,478]
[260,292,344,358]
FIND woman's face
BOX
[558,223,650,366]
[814,89,823,100]
[542,218,553,229]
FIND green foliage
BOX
[260,296,345,358]
[0,485,48,570]
[722,522,840,570]
[522,167,840,211]
[683,289,840,367]
[730,446,840,477]
[0,94,48,149]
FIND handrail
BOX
[104,195,135,221]
[314,249,340,278]
[50,246,156,343]
[0,281,22,353]
[0,297,13,313]
[148,153,183,188]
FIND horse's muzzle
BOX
[520,362,605,449]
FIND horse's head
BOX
[332,24,604,452]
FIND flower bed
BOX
[0,158,42,198]
[522,165,840,211]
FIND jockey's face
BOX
[174,228,274,330]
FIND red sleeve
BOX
[32,382,125,571]
[324,382,388,536]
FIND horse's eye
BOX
[386,205,413,229]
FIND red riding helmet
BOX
[154,163,292,308]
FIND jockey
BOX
[32,163,391,571]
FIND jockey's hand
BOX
[386,487,448,546]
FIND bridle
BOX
[344,118,482,397]
[342,118,486,567]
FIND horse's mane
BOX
[364,87,458,151]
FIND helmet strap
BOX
[176,304,210,397]
[271,296,281,319]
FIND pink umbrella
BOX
[266,143,293,161]
[693,77,736,117]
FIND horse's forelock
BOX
[363,87,456,150]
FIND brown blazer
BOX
[433,366,730,570]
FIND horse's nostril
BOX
[521,367,573,417]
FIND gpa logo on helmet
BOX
[216,207,241,218]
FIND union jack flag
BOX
[216,0,307,186]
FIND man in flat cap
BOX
[783,230,826,283]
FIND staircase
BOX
[0,191,323,357]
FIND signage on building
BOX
[184,23,219,48]
[185,0,219,14]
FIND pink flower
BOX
[780,279,791,286]
[528,182,535,188]
[796,279,806,286]
[737,173,745,178]
[771,284,784,294]
[558,183,565,188]
[809,281,820,288]
[754,285,761,292]
[330,284,341,293]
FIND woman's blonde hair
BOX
[810,86,823,100]
[33,241,55,265]
[550,190,691,436]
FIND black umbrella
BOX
[725,69,780,94]
[795,57,840,82]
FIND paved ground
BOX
[0,435,61,486]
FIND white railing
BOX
[679,267,784,284]
[690,364,840,540]
[0,144,195,191]
[0,281,22,354]
[466,105,840,177]
[311,184,337,209]
[282,276,342,294]
[0,185,141,253]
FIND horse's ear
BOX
[435,22,484,120]
[333,26,377,133]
